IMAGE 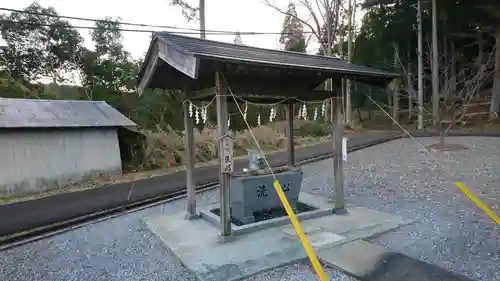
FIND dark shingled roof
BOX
[0,98,136,129]
[137,32,398,94]
[160,32,393,75]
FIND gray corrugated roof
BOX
[0,98,136,129]
[154,32,398,78]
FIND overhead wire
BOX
[0,19,255,35]
[0,7,315,36]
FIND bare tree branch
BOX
[329,0,342,52]
[314,0,327,25]
[262,0,325,52]
[299,0,325,47]
[170,0,199,22]
[262,0,346,57]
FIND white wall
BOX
[0,129,123,197]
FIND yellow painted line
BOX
[455,181,500,224]
[273,180,329,281]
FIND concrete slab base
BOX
[319,240,474,281]
[143,192,413,281]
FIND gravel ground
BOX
[1,136,498,281]
[303,136,500,281]
[0,168,356,281]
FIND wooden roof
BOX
[137,32,398,102]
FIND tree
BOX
[234,31,244,45]
[473,1,500,117]
[0,2,83,84]
[359,0,500,124]
[265,0,343,122]
[79,17,140,98]
[279,3,307,52]
[132,88,185,130]
[264,0,342,56]
[317,6,348,56]
[170,0,199,22]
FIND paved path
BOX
[0,131,401,237]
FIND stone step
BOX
[318,240,474,281]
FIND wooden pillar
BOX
[215,72,232,241]
[333,85,346,214]
[431,0,440,126]
[391,78,401,127]
[393,87,400,124]
[417,0,424,130]
[183,91,197,220]
[285,102,295,167]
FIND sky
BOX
[0,0,365,59]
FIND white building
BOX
[0,98,136,197]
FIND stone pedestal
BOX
[230,167,303,224]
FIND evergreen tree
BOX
[0,2,83,83]
[279,3,307,52]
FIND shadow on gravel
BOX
[359,252,475,281]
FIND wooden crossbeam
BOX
[187,86,341,103]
